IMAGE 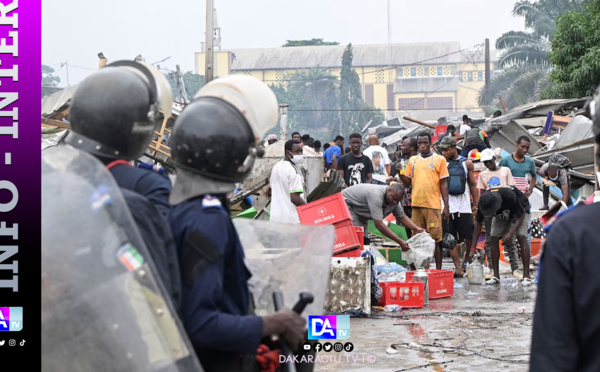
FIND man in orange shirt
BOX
[401,131,450,270]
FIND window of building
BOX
[365,84,374,106]
[478,71,484,81]
[387,84,394,110]
[411,67,416,77]
[423,67,429,77]
[451,66,456,75]
[398,98,424,110]
[437,67,443,76]
[397,67,403,77]
[425,97,453,110]
[468,72,473,81]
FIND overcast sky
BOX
[43,0,525,86]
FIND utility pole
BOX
[484,38,490,100]
[61,61,70,86]
[205,0,214,83]
[279,104,289,140]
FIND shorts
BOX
[443,212,474,242]
[490,213,530,238]
[412,207,442,243]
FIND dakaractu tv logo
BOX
[308,315,350,340]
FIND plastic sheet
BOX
[403,233,436,269]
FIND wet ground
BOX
[314,260,537,372]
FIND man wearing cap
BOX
[265,134,278,146]
[537,162,571,210]
[476,148,520,273]
[439,136,478,276]
[469,186,532,285]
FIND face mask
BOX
[549,174,558,181]
[290,154,304,164]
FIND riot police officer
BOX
[63,60,181,308]
[530,84,600,371]
[168,75,306,372]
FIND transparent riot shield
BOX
[233,219,335,317]
[42,145,203,372]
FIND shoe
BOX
[486,277,500,285]
[521,278,533,286]
[540,205,549,211]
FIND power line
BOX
[257,43,485,83]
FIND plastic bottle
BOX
[383,304,401,313]
[468,259,484,285]
[413,269,429,305]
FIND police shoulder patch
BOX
[202,195,222,209]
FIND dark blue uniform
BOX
[169,195,262,371]
[109,163,172,218]
[530,202,600,371]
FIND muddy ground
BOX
[313,260,537,372]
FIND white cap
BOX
[480,148,495,162]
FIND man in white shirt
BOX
[459,115,471,135]
[363,134,391,176]
[270,140,307,224]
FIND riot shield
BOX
[233,219,335,317]
[42,145,203,372]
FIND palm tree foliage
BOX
[480,0,589,110]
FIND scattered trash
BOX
[454,282,464,289]
[517,306,526,314]
[466,291,479,296]
[325,308,369,318]
[386,346,398,354]
[471,311,482,317]
[383,304,401,313]
[403,233,436,269]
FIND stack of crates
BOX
[297,193,362,256]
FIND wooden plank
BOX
[41,117,71,129]
[402,116,436,129]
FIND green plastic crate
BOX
[368,220,408,241]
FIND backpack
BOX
[548,153,572,170]
[463,128,485,147]
[447,157,468,195]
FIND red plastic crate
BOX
[297,193,351,225]
[333,219,361,254]
[354,226,364,249]
[379,281,424,308]
[334,247,362,257]
[405,270,454,299]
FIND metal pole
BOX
[65,61,70,86]
[279,103,289,140]
[484,38,490,101]
[205,0,214,83]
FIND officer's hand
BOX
[263,310,307,352]
[399,240,410,252]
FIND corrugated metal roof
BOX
[393,76,459,93]
[230,42,494,71]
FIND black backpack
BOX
[447,157,468,195]
[548,153,572,170]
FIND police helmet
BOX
[65,60,172,160]
[169,75,278,205]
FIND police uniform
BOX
[169,195,262,371]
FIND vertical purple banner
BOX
[0,0,41,364]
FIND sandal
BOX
[520,278,533,286]
[485,277,500,285]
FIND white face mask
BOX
[291,154,304,164]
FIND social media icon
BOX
[333,342,343,352]
[344,342,354,352]
[9,339,15,346]
[323,342,332,352]
[302,342,312,351]
[19,340,25,346]
[0,340,4,346]
[313,342,322,352]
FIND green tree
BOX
[42,64,60,86]
[544,0,600,99]
[282,39,339,47]
[480,0,588,109]
[165,70,205,102]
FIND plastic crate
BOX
[379,281,424,308]
[333,247,362,257]
[332,219,361,254]
[297,193,351,226]
[354,226,364,248]
[406,270,454,299]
